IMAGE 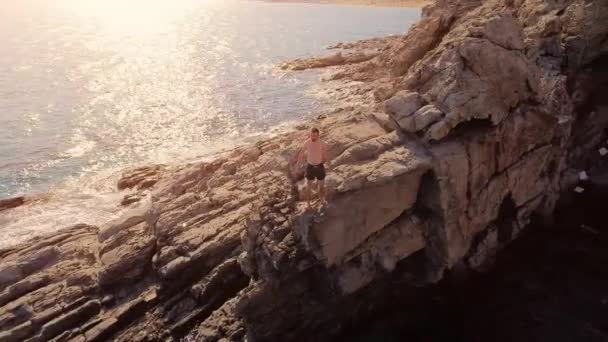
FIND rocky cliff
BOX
[1,0,607,341]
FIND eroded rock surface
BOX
[1,0,607,341]
[280,52,379,71]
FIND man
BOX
[297,127,330,208]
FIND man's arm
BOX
[322,142,330,166]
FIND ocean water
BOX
[0,0,420,248]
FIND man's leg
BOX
[318,165,327,206]
[305,179,312,208]
[318,180,326,205]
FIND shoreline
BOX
[263,0,430,8]
[0,2,400,248]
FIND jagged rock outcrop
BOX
[280,52,379,71]
[1,0,607,341]
[117,165,171,206]
[280,35,401,71]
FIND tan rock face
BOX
[384,91,422,121]
[302,144,431,266]
[401,104,444,133]
[1,0,607,341]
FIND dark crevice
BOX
[412,171,442,219]
[493,142,500,174]
[447,117,494,141]
[412,171,448,284]
[464,141,473,217]
[462,195,517,273]
[455,116,493,132]
[496,195,517,244]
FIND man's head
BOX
[310,127,320,142]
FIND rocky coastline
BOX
[1,0,607,341]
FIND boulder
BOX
[401,104,444,133]
[383,91,422,126]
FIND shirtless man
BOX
[297,127,330,208]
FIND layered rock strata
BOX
[1,0,607,341]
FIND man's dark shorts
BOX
[306,163,326,181]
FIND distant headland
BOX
[263,0,430,8]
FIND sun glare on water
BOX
[0,0,422,248]
[61,0,214,36]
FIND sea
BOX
[0,0,420,248]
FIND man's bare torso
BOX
[305,139,326,165]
